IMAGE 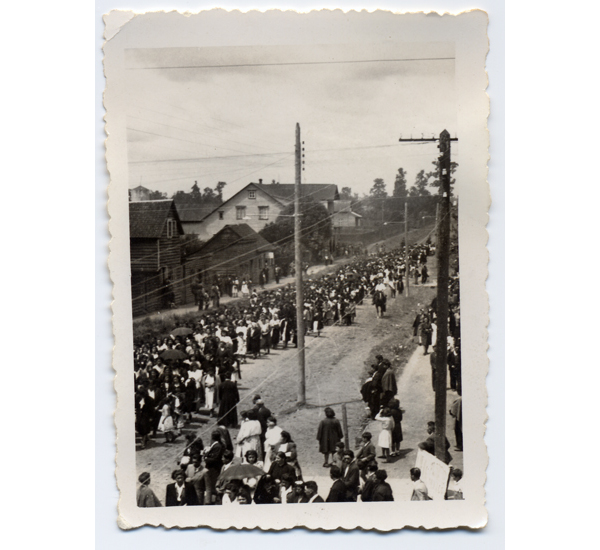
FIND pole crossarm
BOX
[398,137,459,142]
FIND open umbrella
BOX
[171,327,193,337]
[217,463,265,483]
[160,349,188,361]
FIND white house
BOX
[193,180,339,240]
[332,200,363,228]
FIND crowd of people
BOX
[134,241,464,505]
[137,399,400,506]
[134,245,436,448]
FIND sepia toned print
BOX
[104,9,490,530]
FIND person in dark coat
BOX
[371,469,394,501]
[301,480,325,503]
[418,421,452,465]
[165,469,200,506]
[326,466,349,503]
[359,464,379,502]
[268,451,297,483]
[356,432,377,481]
[217,374,240,428]
[316,407,344,467]
[341,450,360,501]
[380,361,397,408]
[135,385,155,449]
[203,431,224,505]
[388,399,404,457]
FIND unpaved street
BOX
[136,275,461,501]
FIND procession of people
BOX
[134,242,463,505]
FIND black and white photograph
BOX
[104,8,489,530]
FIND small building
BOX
[194,180,340,240]
[129,185,151,202]
[186,224,275,285]
[129,200,185,316]
[173,194,217,235]
[332,200,363,228]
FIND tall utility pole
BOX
[398,131,458,462]
[434,129,452,463]
[404,200,409,297]
[295,123,306,405]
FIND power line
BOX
[128,150,292,164]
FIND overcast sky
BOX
[124,41,458,200]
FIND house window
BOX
[248,189,256,199]
[218,211,224,220]
[166,219,176,238]
[236,206,246,220]
[259,206,269,220]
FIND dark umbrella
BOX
[160,349,188,361]
[217,463,265,483]
[171,327,193,337]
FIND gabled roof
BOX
[188,224,273,258]
[173,195,217,222]
[333,200,362,217]
[129,200,183,238]
[255,183,339,202]
[198,182,286,222]
[131,185,150,192]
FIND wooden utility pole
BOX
[398,131,458,461]
[295,123,306,405]
[404,200,409,297]
[434,129,451,463]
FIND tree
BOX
[259,197,332,263]
[191,182,201,196]
[215,181,227,202]
[409,170,431,197]
[202,187,217,201]
[340,187,353,201]
[148,189,167,200]
[393,168,408,198]
[426,159,458,194]
[369,178,387,198]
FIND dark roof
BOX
[129,200,182,238]
[188,224,273,257]
[255,183,339,202]
[172,195,217,222]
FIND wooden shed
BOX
[185,224,275,285]
[129,200,185,316]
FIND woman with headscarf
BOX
[316,407,344,468]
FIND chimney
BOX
[258,178,263,184]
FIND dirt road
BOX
[135,276,454,502]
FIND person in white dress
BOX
[374,408,395,463]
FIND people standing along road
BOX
[132,242,462,505]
